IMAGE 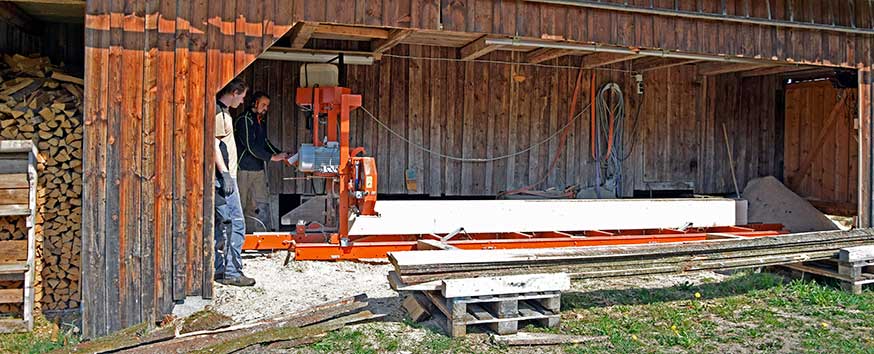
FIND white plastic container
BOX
[299,63,339,88]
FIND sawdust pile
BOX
[212,253,400,323]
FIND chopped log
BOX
[0,53,84,312]
[49,72,84,86]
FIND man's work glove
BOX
[220,171,234,196]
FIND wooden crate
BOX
[0,141,36,333]
[782,245,874,294]
[396,273,570,337]
[422,290,561,337]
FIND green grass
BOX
[558,271,874,354]
[0,316,79,354]
[306,271,874,354]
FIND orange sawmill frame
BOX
[243,224,788,260]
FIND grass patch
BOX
[0,316,78,354]
[559,271,874,353]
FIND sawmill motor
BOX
[292,63,378,237]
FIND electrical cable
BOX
[594,82,627,197]
[358,104,589,163]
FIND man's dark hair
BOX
[250,91,271,108]
[218,79,248,98]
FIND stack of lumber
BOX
[51,294,380,354]
[0,140,36,333]
[0,216,27,315]
[0,54,83,312]
[389,229,874,284]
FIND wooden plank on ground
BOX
[492,332,608,346]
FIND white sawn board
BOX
[348,198,748,235]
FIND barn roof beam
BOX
[372,29,413,60]
[697,62,771,76]
[527,0,874,35]
[581,52,643,68]
[288,22,319,49]
[459,36,505,61]
[526,48,577,64]
[632,57,703,72]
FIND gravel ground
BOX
[212,252,401,323]
[213,251,732,324]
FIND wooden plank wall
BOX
[81,0,293,338]
[0,22,84,73]
[784,80,859,211]
[82,0,874,338]
[237,48,783,198]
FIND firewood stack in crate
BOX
[0,54,83,313]
[0,140,37,333]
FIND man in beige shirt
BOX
[214,78,255,287]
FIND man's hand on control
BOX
[270,152,289,162]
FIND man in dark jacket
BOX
[234,92,287,231]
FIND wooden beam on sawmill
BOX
[526,48,576,64]
[0,2,39,35]
[740,65,819,77]
[371,29,413,60]
[581,52,643,69]
[698,62,770,76]
[312,24,390,41]
[288,22,319,49]
[459,36,504,61]
[632,57,703,72]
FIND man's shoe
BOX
[216,275,256,287]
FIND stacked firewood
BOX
[0,54,83,312]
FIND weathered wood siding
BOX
[82,0,293,338]
[237,49,782,198]
[82,0,874,337]
[784,80,859,211]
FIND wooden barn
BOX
[1,0,874,338]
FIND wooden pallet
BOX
[422,290,561,337]
[0,141,36,333]
[782,245,874,294]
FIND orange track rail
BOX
[243,224,788,261]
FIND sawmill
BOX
[1,0,874,350]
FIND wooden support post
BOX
[448,299,467,337]
[859,67,873,227]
